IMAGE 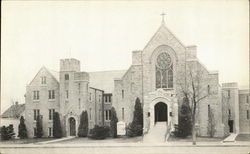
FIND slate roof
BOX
[1,104,25,119]
[47,68,59,82]
[89,70,126,93]
[31,67,126,94]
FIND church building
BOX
[24,17,249,138]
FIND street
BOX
[1,146,250,154]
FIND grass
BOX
[54,136,143,144]
[0,137,54,144]
[168,135,225,142]
[235,134,250,141]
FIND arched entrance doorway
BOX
[69,117,76,136]
[154,102,168,123]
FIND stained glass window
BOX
[156,52,173,89]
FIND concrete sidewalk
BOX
[33,136,75,144]
[223,133,238,142]
[1,141,249,148]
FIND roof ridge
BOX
[89,70,127,73]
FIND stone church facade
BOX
[24,21,249,138]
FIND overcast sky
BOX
[1,0,249,113]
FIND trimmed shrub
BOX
[110,107,118,138]
[0,125,15,140]
[78,110,89,137]
[18,116,28,139]
[53,112,62,138]
[36,115,43,138]
[126,98,143,137]
[88,125,110,140]
[126,122,143,137]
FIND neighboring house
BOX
[0,102,25,138]
[24,18,249,139]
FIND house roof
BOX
[89,70,126,93]
[1,104,25,119]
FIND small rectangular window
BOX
[33,91,36,100]
[78,98,81,109]
[33,91,40,100]
[105,110,111,121]
[108,110,111,120]
[48,90,55,99]
[246,95,249,103]
[37,91,39,100]
[99,95,101,103]
[90,108,92,120]
[41,76,46,84]
[65,74,69,80]
[34,109,40,121]
[109,95,111,102]
[52,90,55,99]
[122,90,124,99]
[247,110,249,119]
[49,90,51,99]
[49,109,55,120]
[89,93,92,101]
[66,90,69,99]
[208,104,210,118]
[122,108,124,120]
[207,85,210,94]
[105,110,108,120]
[228,90,230,98]
[99,110,101,120]
[48,127,52,137]
[34,127,37,137]
[34,110,36,120]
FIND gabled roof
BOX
[143,23,186,51]
[89,70,126,93]
[28,67,59,85]
[1,104,25,119]
[47,68,59,82]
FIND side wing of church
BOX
[24,20,250,138]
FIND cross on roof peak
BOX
[161,12,166,24]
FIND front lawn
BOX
[235,134,250,141]
[54,136,143,144]
[0,137,54,144]
[168,135,224,142]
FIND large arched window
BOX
[156,52,173,89]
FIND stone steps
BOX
[143,122,167,143]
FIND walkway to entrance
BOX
[143,122,167,143]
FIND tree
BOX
[207,106,216,137]
[53,112,62,138]
[18,116,27,139]
[36,115,43,138]
[176,97,192,138]
[126,98,143,137]
[78,110,89,137]
[110,107,118,138]
[177,62,213,145]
